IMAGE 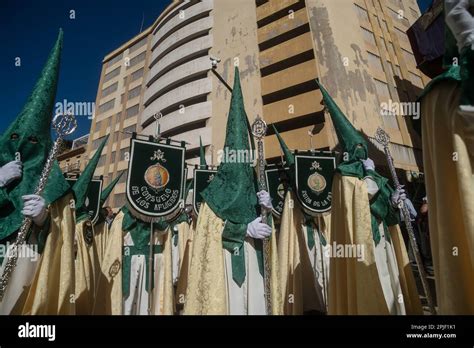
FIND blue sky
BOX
[0,0,170,139]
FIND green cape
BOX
[200,67,258,225]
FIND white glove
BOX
[361,158,375,171]
[22,195,48,227]
[390,186,407,207]
[0,161,22,188]
[257,190,272,210]
[246,217,272,239]
[445,0,474,51]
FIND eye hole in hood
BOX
[28,136,39,144]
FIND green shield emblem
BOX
[264,165,290,217]
[193,168,217,215]
[67,178,103,224]
[295,152,336,214]
[126,138,185,218]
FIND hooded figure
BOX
[73,135,108,314]
[417,0,474,314]
[93,173,175,314]
[94,171,123,265]
[0,30,76,315]
[316,80,422,315]
[273,126,331,314]
[94,202,175,315]
[184,68,281,315]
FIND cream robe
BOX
[175,220,195,309]
[92,211,174,315]
[184,203,282,315]
[74,219,109,315]
[302,212,331,312]
[0,193,76,315]
[421,81,474,314]
[328,174,422,315]
[278,191,331,314]
[74,220,100,315]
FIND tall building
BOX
[86,0,428,209]
[85,28,152,208]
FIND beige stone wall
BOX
[208,0,264,163]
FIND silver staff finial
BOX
[251,115,267,140]
[53,112,77,137]
[375,127,390,147]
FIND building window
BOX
[401,48,417,68]
[410,7,419,18]
[361,27,376,46]
[409,71,423,87]
[374,78,392,103]
[127,86,141,100]
[114,130,121,142]
[92,136,106,150]
[118,170,127,183]
[355,4,369,22]
[387,7,410,27]
[381,109,400,130]
[114,193,126,207]
[368,52,384,72]
[105,53,123,68]
[98,155,106,167]
[394,27,409,43]
[110,151,116,163]
[103,66,121,83]
[126,104,139,118]
[126,52,146,70]
[130,68,144,82]
[94,120,102,132]
[124,124,136,134]
[97,99,115,114]
[101,82,118,98]
[129,37,147,54]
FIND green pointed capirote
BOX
[316,81,399,242]
[201,67,257,225]
[72,135,109,222]
[272,125,294,167]
[316,80,368,163]
[199,136,207,167]
[100,170,123,207]
[0,29,71,241]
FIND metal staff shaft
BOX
[0,113,77,300]
[148,222,154,315]
[251,115,272,315]
[317,215,328,313]
[374,127,436,315]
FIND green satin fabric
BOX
[0,30,70,242]
[221,215,267,287]
[73,136,109,222]
[303,214,316,250]
[201,68,258,226]
[122,244,163,299]
[121,206,167,298]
